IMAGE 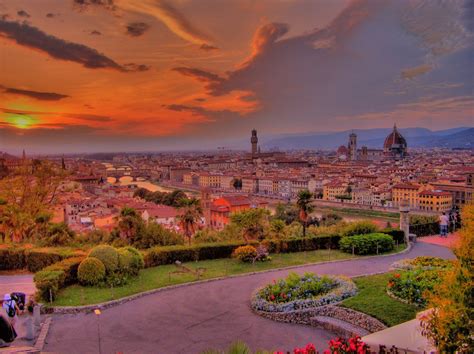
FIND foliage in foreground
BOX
[420,205,474,352]
[201,337,369,354]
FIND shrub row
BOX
[34,256,85,302]
[144,236,341,268]
[0,248,72,272]
[144,241,249,267]
[381,228,405,244]
[339,233,394,255]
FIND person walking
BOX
[2,294,20,328]
[439,212,449,238]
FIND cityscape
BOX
[0,0,473,353]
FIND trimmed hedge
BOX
[34,256,85,302]
[144,236,340,268]
[0,248,70,272]
[262,235,340,254]
[339,233,394,255]
[382,228,406,244]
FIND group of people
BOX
[0,293,25,347]
[439,209,460,238]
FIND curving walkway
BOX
[44,243,454,354]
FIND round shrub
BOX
[88,245,119,274]
[78,257,106,286]
[233,245,257,262]
[123,246,144,276]
[339,233,394,255]
[117,248,133,275]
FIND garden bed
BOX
[251,272,357,313]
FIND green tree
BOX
[230,208,270,242]
[44,222,75,246]
[274,203,298,225]
[0,161,66,243]
[421,205,474,352]
[296,190,313,237]
[116,207,145,243]
[177,198,203,245]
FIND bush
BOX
[0,248,26,270]
[42,223,76,246]
[342,221,378,237]
[144,241,249,267]
[34,256,84,301]
[233,245,257,262]
[0,248,70,272]
[122,246,144,276]
[388,269,444,307]
[34,270,65,302]
[339,233,394,255]
[24,250,64,273]
[382,228,405,244]
[88,245,119,274]
[134,223,184,249]
[117,248,133,276]
[77,257,106,286]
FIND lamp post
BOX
[399,199,410,244]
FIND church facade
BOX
[340,125,408,161]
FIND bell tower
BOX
[251,129,258,156]
[348,132,357,161]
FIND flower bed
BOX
[390,256,453,271]
[251,272,357,313]
[387,269,445,307]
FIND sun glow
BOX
[7,115,36,129]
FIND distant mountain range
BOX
[260,127,473,150]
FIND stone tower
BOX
[348,132,357,161]
[251,129,258,156]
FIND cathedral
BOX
[339,125,408,161]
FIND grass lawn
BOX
[51,245,405,307]
[341,272,419,327]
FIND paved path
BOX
[418,233,460,249]
[44,243,454,354]
[0,274,35,297]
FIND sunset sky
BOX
[0,0,473,153]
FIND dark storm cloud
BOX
[46,13,56,18]
[125,22,150,37]
[90,30,101,35]
[17,10,30,18]
[1,85,69,101]
[172,67,224,93]
[0,19,147,72]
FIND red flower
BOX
[270,295,275,301]
[387,281,394,288]
[394,273,401,278]
[305,343,316,354]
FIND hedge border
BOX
[43,242,411,313]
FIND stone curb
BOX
[45,242,412,314]
[34,316,51,351]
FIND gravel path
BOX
[44,243,454,354]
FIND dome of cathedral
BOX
[384,125,407,150]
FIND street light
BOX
[94,309,102,354]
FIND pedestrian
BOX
[2,294,20,328]
[439,212,449,238]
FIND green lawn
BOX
[341,272,419,327]
[51,245,405,307]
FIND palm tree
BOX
[296,189,314,237]
[177,198,203,245]
[117,207,143,242]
